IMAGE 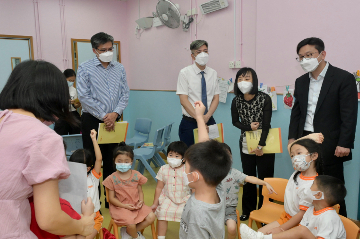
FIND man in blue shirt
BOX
[77,32,129,207]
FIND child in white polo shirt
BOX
[69,129,103,239]
[240,175,346,239]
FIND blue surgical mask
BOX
[67,81,74,87]
[116,163,132,173]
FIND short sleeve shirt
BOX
[176,64,220,117]
[219,168,247,207]
[300,206,346,239]
[87,169,102,212]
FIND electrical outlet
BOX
[229,61,235,69]
[235,60,241,68]
[187,8,198,16]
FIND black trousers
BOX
[240,146,275,216]
[54,111,81,135]
[178,115,216,147]
[81,112,118,207]
[302,131,347,217]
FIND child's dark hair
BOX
[219,142,232,154]
[69,149,94,174]
[167,141,188,158]
[290,139,323,185]
[112,142,134,169]
[184,140,231,186]
[315,175,346,207]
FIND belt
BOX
[182,115,197,123]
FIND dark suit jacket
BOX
[288,64,358,165]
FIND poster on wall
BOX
[283,86,294,109]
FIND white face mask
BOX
[167,158,183,168]
[182,171,199,187]
[96,50,113,63]
[195,52,209,66]
[291,154,313,171]
[306,188,324,202]
[300,51,323,72]
[237,81,253,94]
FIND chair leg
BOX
[154,153,166,166]
[138,161,145,174]
[113,223,119,239]
[151,222,157,239]
[139,157,158,181]
[255,221,262,230]
[108,219,113,233]
[161,149,166,156]
[131,159,137,170]
[149,157,160,168]
[248,218,253,228]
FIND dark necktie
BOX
[200,71,208,114]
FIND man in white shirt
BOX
[176,40,220,147]
[288,37,358,217]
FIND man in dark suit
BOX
[288,37,358,217]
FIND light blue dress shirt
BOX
[77,57,130,120]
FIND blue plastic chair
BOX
[132,126,165,181]
[125,118,152,149]
[62,134,83,160]
[161,122,175,155]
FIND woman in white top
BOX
[54,69,82,135]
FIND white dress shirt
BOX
[304,62,329,132]
[176,64,220,117]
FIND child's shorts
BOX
[94,211,104,232]
[224,206,237,224]
[276,211,292,225]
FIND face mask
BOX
[195,52,209,66]
[182,171,199,187]
[96,50,113,63]
[67,81,74,87]
[291,154,313,171]
[306,188,324,202]
[237,81,253,94]
[167,158,183,168]
[300,51,323,72]
[116,163,132,173]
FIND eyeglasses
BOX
[296,51,319,62]
[96,47,114,53]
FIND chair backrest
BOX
[163,122,174,146]
[332,204,340,214]
[62,134,83,157]
[339,215,360,239]
[262,178,288,203]
[153,127,165,149]
[134,118,152,135]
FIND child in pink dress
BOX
[102,142,155,239]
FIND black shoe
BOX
[240,214,249,221]
[261,223,266,227]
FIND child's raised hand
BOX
[90,129,97,139]
[265,182,277,195]
[305,133,324,144]
[194,101,206,118]
[81,197,95,216]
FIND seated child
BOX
[240,175,347,239]
[69,129,103,239]
[102,142,155,239]
[219,143,276,239]
[179,101,232,239]
[256,133,324,235]
[151,141,190,239]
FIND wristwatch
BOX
[257,145,263,150]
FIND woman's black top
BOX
[231,91,272,147]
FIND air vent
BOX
[199,0,229,14]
